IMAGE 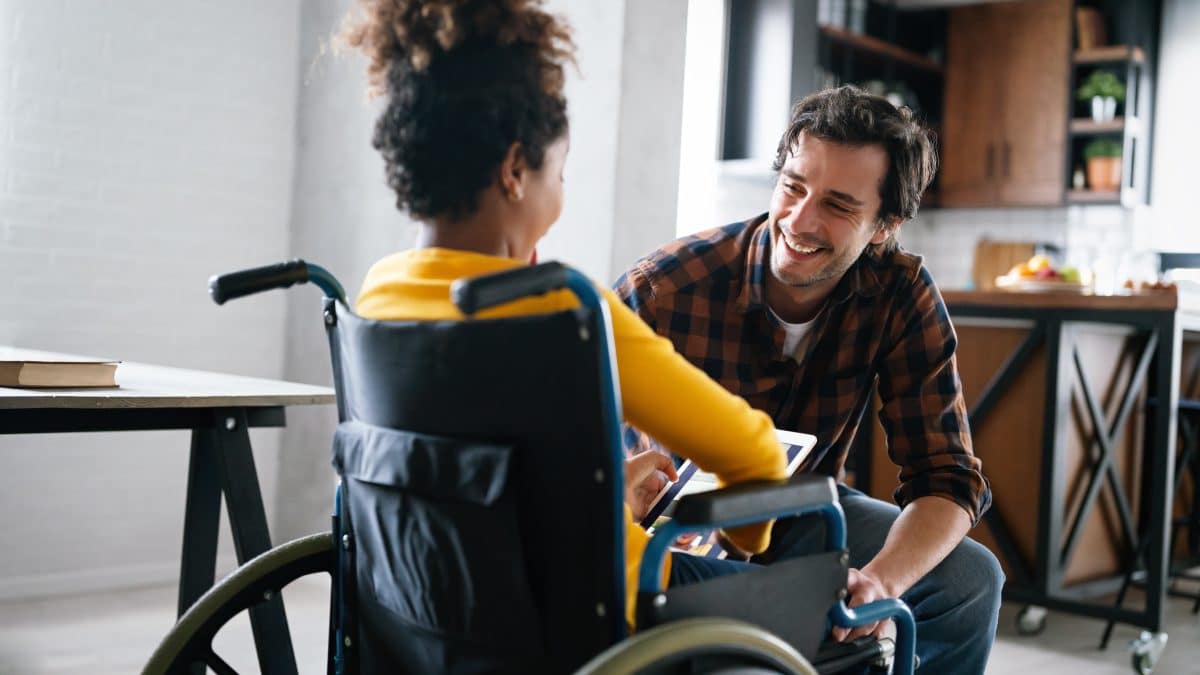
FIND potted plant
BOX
[1083,138,1122,191]
[1076,70,1126,122]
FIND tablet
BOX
[637,428,818,529]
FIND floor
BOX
[0,577,1197,674]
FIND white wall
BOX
[274,0,691,539]
[275,0,412,541]
[1143,0,1200,252]
[539,0,686,282]
[607,0,689,278]
[0,1,301,597]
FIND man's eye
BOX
[828,202,851,213]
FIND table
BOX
[0,348,335,675]
[936,291,1200,643]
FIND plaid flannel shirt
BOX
[615,215,991,524]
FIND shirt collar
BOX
[735,214,886,316]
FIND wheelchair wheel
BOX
[575,617,818,675]
[143,532,335,675]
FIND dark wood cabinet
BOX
[940,7,999,205]
[940,0,1071,207]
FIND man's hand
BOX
[831,568,895,642]
[624,451,678,521]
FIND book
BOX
[0,359,119,388]
[639,429,818,559]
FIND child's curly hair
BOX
[339,0,576,222]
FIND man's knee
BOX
[946,537,1005,607]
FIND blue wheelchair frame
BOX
[211,259,916,675]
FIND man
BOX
[616,86,1002,673]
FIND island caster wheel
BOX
[1015,605,1047,636]
[1129,631,1167,675]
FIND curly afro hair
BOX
[339,0,576,222]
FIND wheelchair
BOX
[143,259,917,675]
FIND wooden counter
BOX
[942,288,1180,311]
[855,288,1193,631]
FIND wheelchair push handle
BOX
[208,259,346,304]
[451,261,570,315]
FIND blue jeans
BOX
[668,485,1004,675]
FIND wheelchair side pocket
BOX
[333,421,544,673]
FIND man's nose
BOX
[779,196,818,235]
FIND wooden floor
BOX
[0,577,1197,674]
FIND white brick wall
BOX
[0,1,302,597]
[901,206,1136,291]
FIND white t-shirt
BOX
[767,305,816,362]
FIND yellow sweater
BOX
[356,248,787,628]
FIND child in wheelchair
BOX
[338,0,789,630]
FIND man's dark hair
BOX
[341,0,575,222]
[772,85,937,249]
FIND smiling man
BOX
[616,86,1001,673]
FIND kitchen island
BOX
[857,288,1199,641]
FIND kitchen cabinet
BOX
[940,0,1071,207]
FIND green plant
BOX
[1076,70,1126,102]
[1083,137,1123,160]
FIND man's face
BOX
[768,132,894,298]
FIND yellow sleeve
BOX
[601,289,787,553]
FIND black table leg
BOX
[178,428,223,675]
[211,408,299,675]
[177,408,298,675]
[178,428,222,618]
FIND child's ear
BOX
[498,142,527,201]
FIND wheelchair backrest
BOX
[324,298,625,674]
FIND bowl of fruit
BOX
[995,255,1087,292]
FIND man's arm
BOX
[837,266,989,640]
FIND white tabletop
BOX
[0,348,335,410]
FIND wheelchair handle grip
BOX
[209,259,310,305]
[451,261,571,315]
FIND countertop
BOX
[941,288,1182,311]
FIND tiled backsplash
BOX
[902,205,1135,290]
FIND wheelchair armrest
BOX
[671,475,837,529]
[451,261,570,314]
[638,475,846,596]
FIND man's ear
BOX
[498,142,527,201]
[870,216,903,245]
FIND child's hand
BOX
[624,451,678,521]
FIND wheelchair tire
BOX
[574,617,818,675]
[143,532,335,675]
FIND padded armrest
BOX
[451,262,570,314]
[672,475,837,528]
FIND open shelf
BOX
[1069,117,1130,135]
[1074,45,1145,65]
[819,25,943,75]
[1066,188,1120,204]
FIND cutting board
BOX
[973,240,1036,291]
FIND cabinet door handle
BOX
[1002,142,1011,179]
[985,143,995,179]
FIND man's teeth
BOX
[785,239,819,254]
